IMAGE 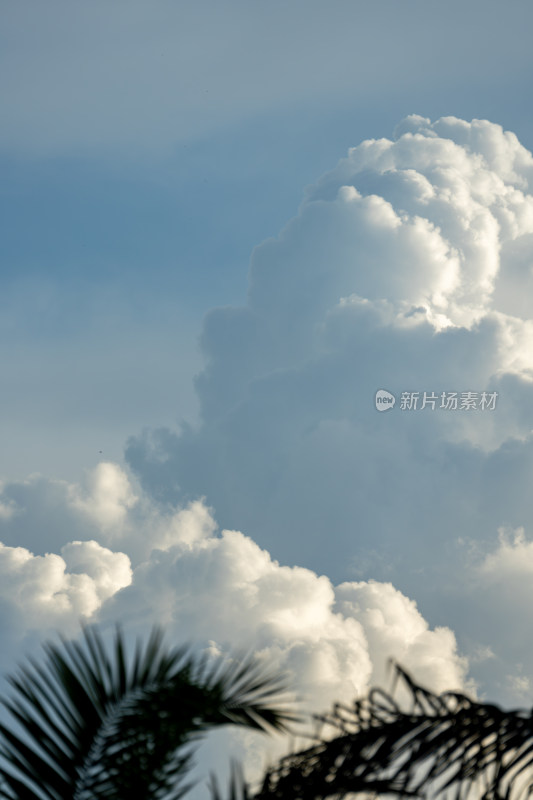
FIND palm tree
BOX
[0,625,298,800]
[214,665,533,800]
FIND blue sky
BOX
[2,0,533,479]
[3,0,533,792]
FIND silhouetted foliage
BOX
[213,665,533,800]
[0,625,298,800]
[4,631,533,800]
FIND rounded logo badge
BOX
[375,389,396,411]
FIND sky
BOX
[3,0,533,794]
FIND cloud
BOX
[120,118,533,710]
[428,525,533,704]
[0,537,131,659]
[0,469,468,788]
[479,526,533,579]
[101,496,469,787]
[471,527,533,659]
[3,461,532,777]
[0,466,466,700]
[0,463,138,556]
[103,506,467,707]
[68,462,138,529]
[124,117,533,593]
[334,580,465,692]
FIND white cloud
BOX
[0,465,138,556]
[0,538,131,630]
[61,540,133,602]
[0,471,466,702]
[298,116,533,326]
[125,118,533,596]
[0,477,468,788]
[100,494,467,708]
[4,462,533,777]
[479,526,533,579]
[335,580,466,693]
[119,117,533,711]
[68,461,138,530]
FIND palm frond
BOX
[0,625,297,800]
[210,761,252,800]
[218,664,533,800]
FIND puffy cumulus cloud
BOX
[124,117,533,617]
[61,540,133,603]
[0,481,467,789]
[0,466,219,577]
[0,538,131,666]
[0,476,464,702]
[334,581,466,693]
[105,526,369,711]
[478,526,533,580]
[7,468,533,782]
[252,114,533,332]
[100,500,468,731]
[68,462,138,530]
[0,464,138,554]
[0,464,143,674]
[145,497,218,551]
[97,496,467,785]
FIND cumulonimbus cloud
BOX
[121,116,533,704]
[123,118,533,558]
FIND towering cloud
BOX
[123,117,533,700]
[124,118,533,564]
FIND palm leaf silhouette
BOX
[215,664,533,800]
[0,625,298,800]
